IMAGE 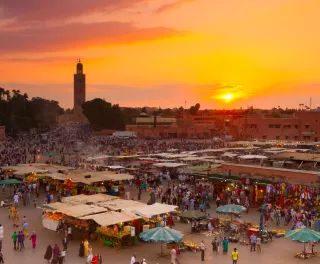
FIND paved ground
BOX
[0,183,319,264]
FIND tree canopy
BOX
[189,103,200,115]
[0,88,63,134]
[82,98,125,131]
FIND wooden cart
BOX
[97,231,132,249]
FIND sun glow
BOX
[222,94,233,102]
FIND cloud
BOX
[155,0,194,14]
[0,21,184,53]
[0,0,145,25]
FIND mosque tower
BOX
[74,59,86,121]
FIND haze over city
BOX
[1,0,320,109]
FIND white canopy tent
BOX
[238,155,268,160]
[153,163,188,168]
[47,203,108,218]
[97,199,147,211]
[221,152,238,158]
[61,194,118,205]
[80,211,140,226]
[127,203,178,218]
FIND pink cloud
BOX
[155,0,194,14]
[0,0,145,25]
[0,22,184,53]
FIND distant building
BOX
[228,111,320,142]
[58,60,87,124]
[0,126,5,140]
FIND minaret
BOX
[74,59,86,121]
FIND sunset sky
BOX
[1,0,320,110]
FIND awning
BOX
[80,211,140,226]
[128,203,178,218]
[153,163,188,168]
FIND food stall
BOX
[81,211,140,249]
[62,194,119,205]
[42,202,107,235]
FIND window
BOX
[283,125,291,129]
[305,124,310,129]
[276,136,280,140]
[295,125,299,129]
[294,136,299,140]
[262,135,267,139]
[269,124,281,128]
[248,124,258,129]
[303,136,311,140]
[285,136,289,140]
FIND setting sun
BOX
[222,94,233,102]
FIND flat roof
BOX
[223,163,320,175]
[271,152,320,162]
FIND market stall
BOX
[285,227,320,259]
[81,211,140,249]
[62,194,118,205]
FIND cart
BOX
[97,231,132,249]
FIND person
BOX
[12,231,18,250]
[79,240,84,257]
[44,245,53,262]
[141,259,147,264]
[86,253,92,264]
[250,233,257,252]
[222,237,229,254]
[130,255,136,264]
[62,236,68,251]
[23,221,28,238]
[0,224,3,242]
[200,240,206,261]
[98,254,102,264]
[0,252,3,264]
[211,237,219,254]
[171,248,177,264]
[256,236,261,252]
[57,252,64,264]
[232,248,239,264]
[83,239,89,257]
[17,231,24,251]
[91,255,99,264]
[30,231,37,249]
[67,225,72,240]
[60,249,66,262]
[53,244,60,258]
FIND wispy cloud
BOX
[0,22,184,53]
[155,0,194,14]
[0,0,145,25]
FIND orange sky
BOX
[1,0,320,109]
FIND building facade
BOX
[126,110,320,141]
[228,111,320,142]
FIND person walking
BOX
[0,252,4,264]
[0,224,3,242]
[44,245,53,262]
[62,236,68,251]
[256,236,261,252]
[171,248,177,264]
[232,248,239,264]
[222,237,229,254]
[250,233,257,252]
[211,237,219,254]
[30,231,37,249]
[12,231,17,250]
[200,240,206,261]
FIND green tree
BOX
[189,103,200,115]
[82,98,125,130]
